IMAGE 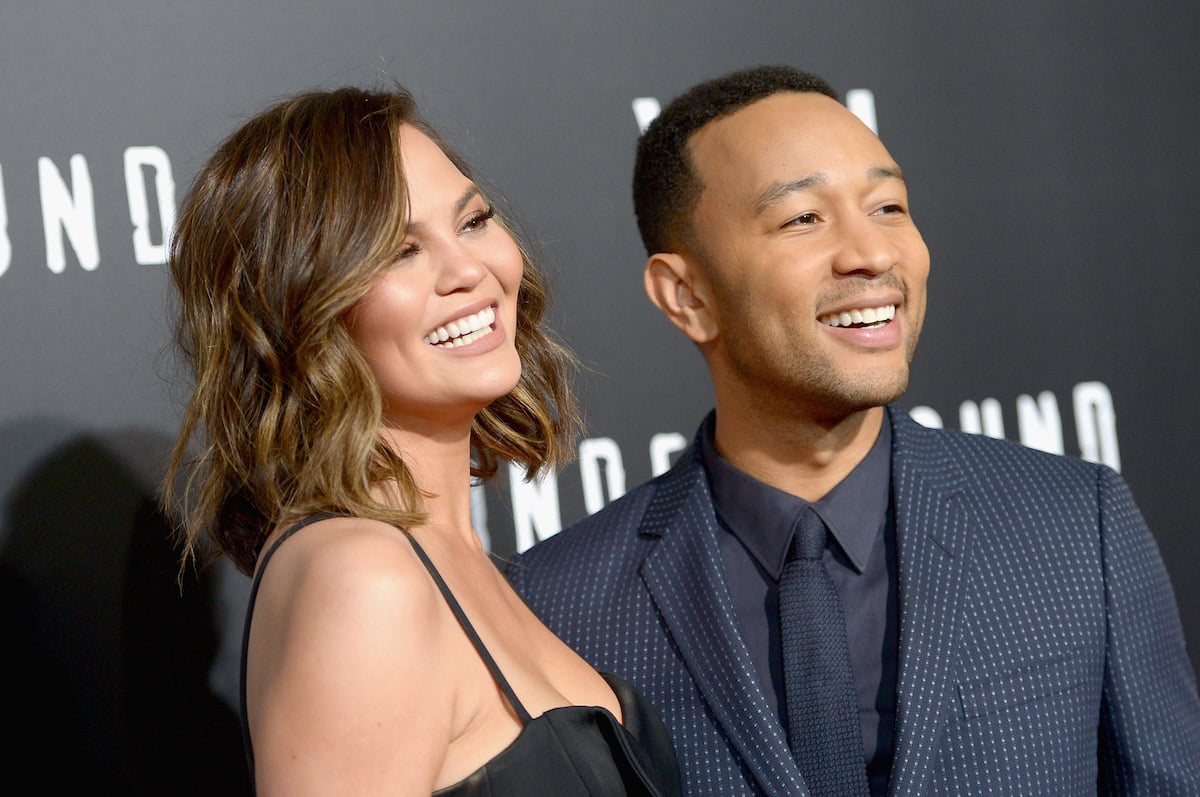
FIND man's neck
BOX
[712,403,886,502]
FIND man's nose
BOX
[830,214,899,275]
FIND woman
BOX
[165,86,681,796]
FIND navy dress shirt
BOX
[700,414,898,797]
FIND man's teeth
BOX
[819,304,896,328]
[424,306,497,347]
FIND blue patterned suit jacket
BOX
[508,406,1200,796]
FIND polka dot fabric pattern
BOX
[508,406,1200,796]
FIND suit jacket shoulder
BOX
[507,461,674,618]
[887,404,1200,794]
[890,403,1111,488]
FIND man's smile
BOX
[818,303,896,329]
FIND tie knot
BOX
[791,507,827,561]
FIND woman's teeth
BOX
[424,306,497,347]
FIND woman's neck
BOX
[378,420,479,544]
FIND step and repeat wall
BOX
[1,1,1195,791]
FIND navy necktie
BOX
[779,507,869,797]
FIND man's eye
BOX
[788,212,820,226]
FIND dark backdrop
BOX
[1,1,1195,791]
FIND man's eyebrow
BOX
[869,165,906,183]
[752,174,828,217]
[404,186,481,232]
[751,166,907,217]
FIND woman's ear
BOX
[643,252,718,344]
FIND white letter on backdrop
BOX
[649,432,687,477]
[1016,391,1064,455]
[907,406,944,429]
[632,97,661,133]
[124,146,176,265]
[579,437,627,514]
[0,163,10,278]
[846,89,878,134]
[509,463,562,553]
[39,154,99,273]
[1073,381,1121,471]
[959,398,1005,439]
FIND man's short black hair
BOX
[632,65,838,255]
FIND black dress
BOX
[240,514,683,796]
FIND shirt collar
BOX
[700,412,892,578]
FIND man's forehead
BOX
[687,92,893,199]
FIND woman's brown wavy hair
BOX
[164,86,579,576]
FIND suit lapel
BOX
[639,448,807,797]
[886,407,974,797]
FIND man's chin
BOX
[812,372,910,421]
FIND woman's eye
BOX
[395,242,420,261]
[462,206,496,233]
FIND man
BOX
[507,65,1200,796]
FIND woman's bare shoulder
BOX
[253,515,445,646]
[247,516,458,794]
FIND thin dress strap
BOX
[403,532,534,724]
[240,511,343,784]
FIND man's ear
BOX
[643,252,718,343]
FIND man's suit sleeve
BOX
[1095,466,1200,793]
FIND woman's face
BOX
[348,125,524,429]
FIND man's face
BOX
[684,91,930,423]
